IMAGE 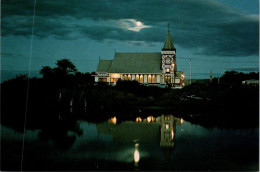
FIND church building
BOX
[94,30,184,88]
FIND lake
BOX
[1,115,259,171]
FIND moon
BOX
[136,21,142,27]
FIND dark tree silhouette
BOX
[55,58,77,76]
[40,66,53,78]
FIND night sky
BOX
[1,0,259,81]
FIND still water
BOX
[1,115,259,171]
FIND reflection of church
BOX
[94,29,184,88]
[96,115,183,163]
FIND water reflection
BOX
[97,115,183,163]
[1,114,258,171]
[134,143,140,164]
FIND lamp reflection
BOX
[146,116,155,123]
[134,143,140,164]
[136,117,142,122]
[109,116,117,125]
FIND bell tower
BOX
[161,24,176,85]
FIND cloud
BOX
[2,0,259,56]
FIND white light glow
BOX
[134,144,140,163]
[118,19,151,32]
[136,21,142,26]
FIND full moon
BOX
[136,21,142,26]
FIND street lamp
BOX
[171,63,175,88]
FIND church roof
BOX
[96,60,113,72]
[108,52,162,73]
[162,31,175,50]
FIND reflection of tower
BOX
[159,115,176,162]
[160,115,175,147]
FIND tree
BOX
[15,74,29,80]
[40,66,53,78]
[55,59,77,76]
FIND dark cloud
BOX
[2,0,259,56]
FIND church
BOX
[94,30,184,88]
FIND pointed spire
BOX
[163,25,175,50]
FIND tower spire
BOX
[163,23,175,50]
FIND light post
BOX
[171,63,175,88]
[190,58,192,84]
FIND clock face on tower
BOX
[162,55,175,70]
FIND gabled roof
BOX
[96,60,113,72]
[162,31,175,50]
[108,52,162,73]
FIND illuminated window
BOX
[110,78,114,82]
[128,74,131,80]
[140,75,144,83]
[99,78,107,82]
[152,75,156,83]
[148,75,151,83]
[165,123,169,129]
[166,68,170,73]
[164,115,170,121]
[165,56,171,64]
[135,75,139,82]
[123,74,127,80]
[165,76,171,83]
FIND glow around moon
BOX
[119,19,151,32]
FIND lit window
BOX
[123,74,127,80]
[165,76,171,83]
[166,68,170,73]
[128,74,131,80]
[165,123,169,129]
[135,75,139,82]
[152,75,156,83]
[148,75,152,83]
[140,75,144,83]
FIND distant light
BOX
[180,118,184,124]
[136,21,142,27]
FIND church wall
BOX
[157,75,161,83]
[144,75,148,83]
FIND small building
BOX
[242,79,259,86]
[94,31,184,88]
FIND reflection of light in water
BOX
[171,129,174,140]
[136,117,142,122]
[134,143,140,163]
[109,116,117,124]
[146,116,155,123]
[181,118,183,125]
